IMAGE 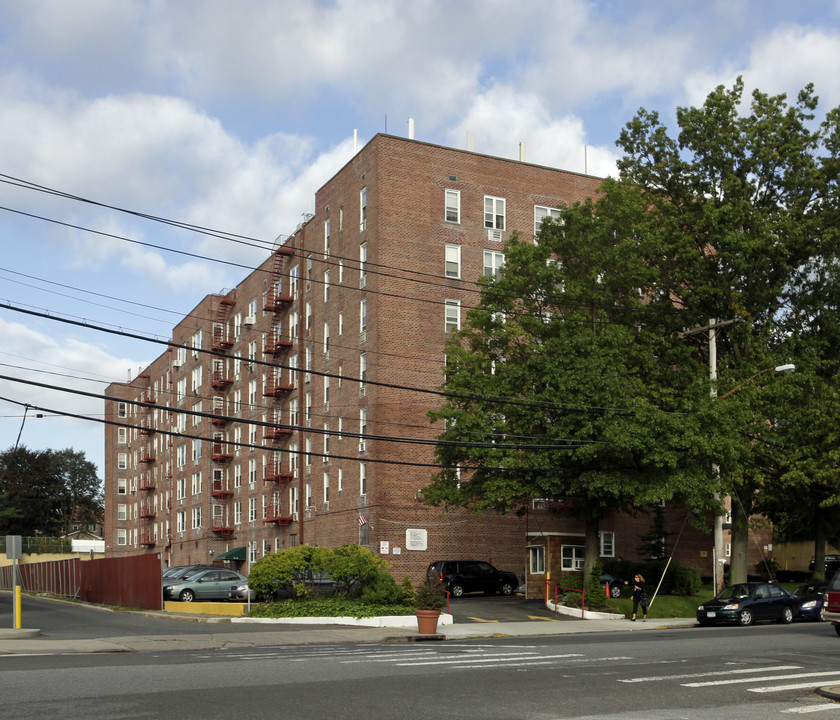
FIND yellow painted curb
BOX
[164,601,246,616]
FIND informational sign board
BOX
[405,528,428,551]
[5,535,22,560]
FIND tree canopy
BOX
[0,445,103,537]
[426,78,840,585]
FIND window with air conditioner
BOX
[484,195,505,239]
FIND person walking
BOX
[631,573,648,621]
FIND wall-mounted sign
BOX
[406,528,427,551]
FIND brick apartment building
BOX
[104,133,748,590]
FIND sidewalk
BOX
[0,611,699,655]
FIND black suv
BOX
[427,560,518,598]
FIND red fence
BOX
[0,554,163,610]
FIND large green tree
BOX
[0,445,102,537]
[614,78,840,582]
[426,180,716,589]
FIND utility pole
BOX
[682,318,741,594]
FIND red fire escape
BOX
[211,290,236,352]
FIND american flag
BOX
[358,515,368,526]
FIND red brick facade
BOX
[104,134,754,585]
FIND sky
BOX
[1,0,840,480]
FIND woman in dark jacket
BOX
[631,574,648,621]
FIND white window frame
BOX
[484,195,506,230]
[444,300,460,332]
[534,205,563,235]
[360,187,367,231]
[483,250,504,278]
[561,545,585,571]
[600,531,615,558]
[529,545,545,574]
[445,189,460,223]
[445,244,461,279]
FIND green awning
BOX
[215,546,247,561]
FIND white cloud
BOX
[447,86,619,178]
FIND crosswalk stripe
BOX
[620,665,802,683]
[748,677,840,693]
[684,670,840,688]
[779,704,840,714]
[396,652,583,667]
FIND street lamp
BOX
[712,362,795,592]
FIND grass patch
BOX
[246,597,415,619]
[608,584,718,619]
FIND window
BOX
[323,323,330,356]
[338,467,343,492]
[117,528,127,546]
[323,424,330,460]
[248,379,257,407]
[534,205,562,235]
[176,444,187,468]
[600,531,615,558]
[176,377,187,402]
[323,376,330,408]
[117,452,128,470]
[445,244,461,278]
[191,365,202,392]
[307,255,313,281]
[359,353,367,395]
[323,472,330,503]
[338,259,344,283]
[359,243,367,286]
[360,298,367,331]
[176,511,186,534]
[248,458,257,485]
[290,265,299,299]
[305,301,312,331]
[234,464,242,488]
[192,506,202,529]
[360,462,367,496]
[483,250,504,278]
[561,545,585,571]
[305,438,312,469]
[118,478,127,494]
[445,300,460,331]
[305,391,312,425]
[306,482,312,509]
[192,329,203,356]
[359,519,370,545]
[117,503,127,521]
[484,195,506,230]
[176,477,186,500]
[445,189,460,223]
[339,207,343,231]
[324,219,330,256]
[289,397,298,426]
[290,311,298,339]
[360,187,367,231]
[192,439,202,462]
[338,312,343,336]
[359,408,367,451]
[117,402,127,418]
[249,497,257,522]
[234,501,242,525]
[324,270,330,302]
[529,546,545,574]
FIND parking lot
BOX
[446,593,576,624]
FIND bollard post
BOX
[14,585,22,629]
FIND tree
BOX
[426,181,715,590]
[0,445,102,537]
[614,78,840,582]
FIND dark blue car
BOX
[793,582,827,621]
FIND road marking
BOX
[779,704,840,714]
[396,652,583,667]
[466,617,499,623]
[527,615,561,621]
[748,677,840,693]
[620,665,803,683]
[683,670,840,688]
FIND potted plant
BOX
[414,578,447,634]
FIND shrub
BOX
[359,571,409,605]
[329,544,390,599]
[247,545,332,599]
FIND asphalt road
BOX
[2,614,838,719]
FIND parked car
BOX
[426,560,518,598]
[808,555,840,574]
[823,569,840,635]
[162,568,248,602]
[792,581,827,621]
[228,581,256,602]
[696,582,799,626]
[161,564,218,585]
[600,573,629,598]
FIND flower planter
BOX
[414,608,441,634]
